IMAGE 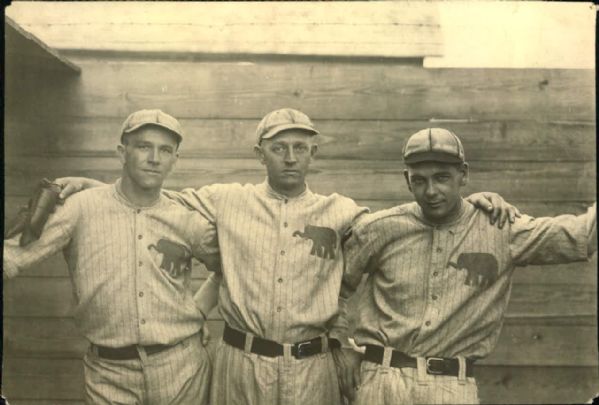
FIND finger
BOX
[201,325,211,346]
[59,184,75,200]
[498,205,508,229]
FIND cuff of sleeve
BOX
[3,256,20,279]
[328,329,351,348]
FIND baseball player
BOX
[50,109,519,405]
[3,110,220,405]
[338,128,597,404]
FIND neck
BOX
[119,176,161,207]
[268,179,306,198]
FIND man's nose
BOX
[425,181,437,197]
[284,147,297,163]
[148,148,161,164]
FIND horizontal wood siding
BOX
[3,53,596,404]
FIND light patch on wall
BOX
[425,2,595,69]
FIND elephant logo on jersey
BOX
[148,239,191,278]
[293,225,338,260]
[448,253,498,289]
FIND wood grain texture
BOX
[44,58,595,121]
[5,17,80,74]
[8,2,441,56]
[475,365,599,404]
[5,157,596,202]
[11,117,594,162]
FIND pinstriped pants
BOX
[83,333,211,405]
[210,341,343,405]
[355,360,479,405]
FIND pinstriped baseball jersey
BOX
[164,180,368,343]
[342,200,596,359]
[3,180,220,347]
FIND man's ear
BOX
[403,169,412,192]
[310,144,318,159]
[172,151,180,169]
[117,144,126,165]
[460,162,469,187]
[254,144,265,165]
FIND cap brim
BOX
[404,152,464,165]
[123,122,183,143]
[260,124,319,140]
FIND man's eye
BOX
[295,145,309,153]
[411,179,424,185]
[272,145,285,153]
[436,175,450,182]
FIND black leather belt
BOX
[364,345,474,377]
[223,323,340,359]
[93,343,171,360]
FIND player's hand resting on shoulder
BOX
[54,177,106,200]
[466,192,521,229]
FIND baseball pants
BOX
[210,340,343,405]
[354,359,479,405]
[83,332,211,405]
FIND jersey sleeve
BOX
[187,211,221,273]
[510,203,597,266]
[340,214,379,299]
[3,196,80,279]
[162,184,220,223]
[193,271,222,319]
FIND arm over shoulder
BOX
[4,195,81,279]
[510,203,596,266]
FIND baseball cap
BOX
[402,128,465,164]
[255,108,319,143]
[121,109,183,144]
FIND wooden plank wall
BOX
[4,54,597,404]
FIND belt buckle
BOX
[425,357,446,375]
[295,341,312,359]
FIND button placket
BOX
[423,228,444,330]
[272,198,289,331]
[135,211,146,334]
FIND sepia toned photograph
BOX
[3,2,597,404]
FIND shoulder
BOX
[355,202,419,230]
[314,192,360,208]
[64,184,113,207]
[204,182,253,197]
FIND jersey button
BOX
[138,235,143,240]
[276,306,282,312]
[284,199,288,204]
[139,292,144,297]
[425,320,431,326]
[140,319,146,325]
[280,250,285,256]
[278,278,283,283]
[138,261,143,267]
[283,222,288,228]
[436,247,442,253]
[136,209,141,214]
[432,294,438,300]
[433,271,439,277]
